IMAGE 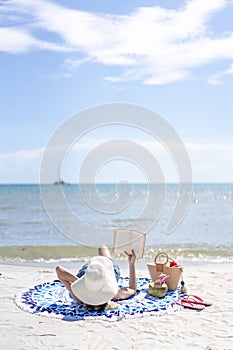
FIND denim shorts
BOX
[76,257,121,282]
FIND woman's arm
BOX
[126,249,137,290]
[114,250,137,300]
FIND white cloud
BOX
[0,28,35,53]
[208,62,233,84]
[1,0,233,84]
[0,148,43,161]
[64,138,233,183]
[226,62,233,73]
[0,25,73,54]
[208,73,223,85]
[0,148,43,183]
[185,141,233,182]
[0,141,233,183]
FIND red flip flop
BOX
[181,295,212,307]
[177,299,206,311]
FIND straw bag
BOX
[147,252,183,290]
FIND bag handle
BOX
[154,252,170,265]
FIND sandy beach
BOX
[0,262,232,350]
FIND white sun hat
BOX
[71,256,119,306]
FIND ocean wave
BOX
[0,244,232,265]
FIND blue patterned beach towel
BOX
[15,277,184,321]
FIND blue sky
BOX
[0,0,233,183]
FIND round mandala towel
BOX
[15,277,182,321]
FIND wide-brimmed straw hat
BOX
[71,256,119,306]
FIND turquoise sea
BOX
[0,183,232,265]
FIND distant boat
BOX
[53,178,69,185]
[54,163,69,185]
[54,179,64,185]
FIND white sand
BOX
[0,263,233,350]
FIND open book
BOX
[113,229,146,258]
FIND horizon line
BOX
[1,181,233,185]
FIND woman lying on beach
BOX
[56,244,137,311]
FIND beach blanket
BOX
[15,277,184,321]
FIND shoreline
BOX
[0,263,233,349]
[1,245,233,268]
[1,255,233,270]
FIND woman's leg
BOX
[76,244,113,279]
[98,244,121,281]
[98,244,112,258]
[56,266,80,302]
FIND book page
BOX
[113,229,146,258]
